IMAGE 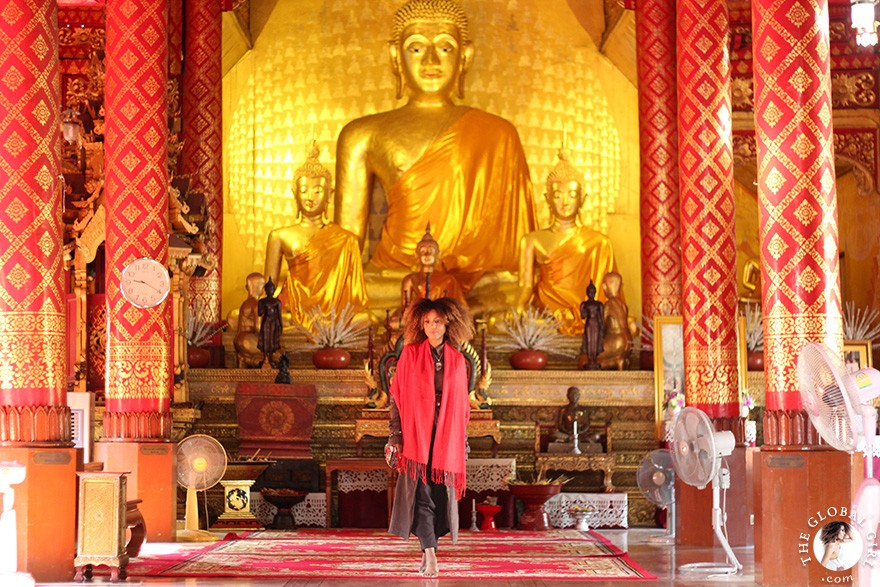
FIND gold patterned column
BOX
[676,0,740,419]
[0,0,70,444]
[103,0,172,439]
[752,0,842,445]
[636,0,682,329]
[182,0,222,325]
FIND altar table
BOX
[354,417,502,457]
[251,492,326,528]
[535,452,616,492]
[545,492,629,529]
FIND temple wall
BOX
[220,0,642,320]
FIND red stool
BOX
[476,503,502,531]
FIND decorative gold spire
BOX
[392,0,470,42]
[546,147,583,188]
[416,223,440,255]
[294,141,332,186]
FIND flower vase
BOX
[187,345,211,368]
[312,347,350,369]
[509,349,548,370]
[572,511,592,532]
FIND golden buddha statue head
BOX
[415,223,440,269]
[293,142,332,222]
[545,148,584,222]
[390,0,474,100]
[246,271,266,300]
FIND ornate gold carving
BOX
[535,453,616,492]
[106,337,171,401]
[0,404,71,444]
[102,411,172,440]
[831,71,877,109]
[0,311,66,392]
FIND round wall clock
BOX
[120,257,171,309]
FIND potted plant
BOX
[295,304,368,369]
[507,472,572,531]
[185,305,226,368]
[742,303,764,371]
[495,308,574,370]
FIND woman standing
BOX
[386,297,474,577]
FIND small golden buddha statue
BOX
[264,143,368,326]
[597,272,634,370]
[334,0,536,291]
[234,272,265,368]
[400,224,467,309]
[517,148,616,333]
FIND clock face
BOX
[120,258,171,309]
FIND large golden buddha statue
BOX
[334,0,536,287]
[264,143,368,326]
[517,148,615,333]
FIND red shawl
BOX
[390,340,470,499]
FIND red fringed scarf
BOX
[390,339,470,500]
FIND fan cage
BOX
[177,434,228,490]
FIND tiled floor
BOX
[38,528,758,586]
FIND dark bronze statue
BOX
[579,281,604,370]
[274,353,291,384]
[556,386,590,441]
[258,277,283,367]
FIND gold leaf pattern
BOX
[5,265,29,290]
[793,200,817,225]
[766,234,788,260]
[5,199,27,223]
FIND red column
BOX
[752,0,841,444]
[0,0,69,443]
[636,0,682,326]
[182,0,223,324]
[676,0,739,419]
[104,0,172,439]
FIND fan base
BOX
[176,528,220,542]
[679,562,739,577]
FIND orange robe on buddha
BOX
[369,108,536,285]
[284,223,368,326]
[534,226,616,334]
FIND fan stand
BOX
[679,467,742,577]
[649,498,676,544]
[177,486,220,542]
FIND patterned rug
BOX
[125,529,656,581]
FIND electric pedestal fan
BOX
[798,342,880,586]
[637,449,676,543]
[670,407,742,576]
[177,434,228,542]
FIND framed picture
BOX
[654,315,683,440]
[653,315,751,438]
[736,315,750,403]
[843,339,873,374]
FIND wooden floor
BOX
[39,528,759,586]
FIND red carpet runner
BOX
[125,528,656,580]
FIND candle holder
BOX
[572,421,582,455]
[469,509,480,532]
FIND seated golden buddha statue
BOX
[264,143,368,327]
[234,272,265,368]
[400,224,467,309]
[334,0,536,304]
[517,148,616,334]
[597,271,634,370]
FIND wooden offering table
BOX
[535,453,616,493]
[324,458,398,528]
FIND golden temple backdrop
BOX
[221,0,641,317]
